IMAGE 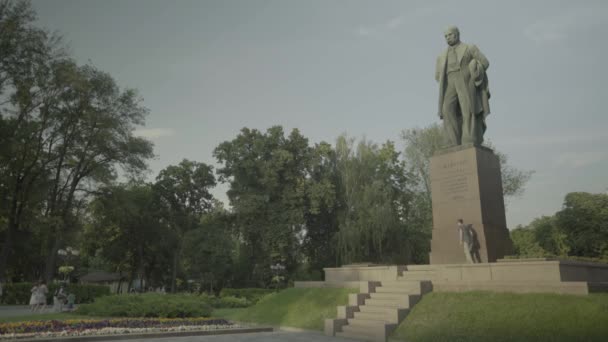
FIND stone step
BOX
[364,297,414,309]
[377,280,433,293]
[359,305,403,314]
[398,271,440,281]
[336,330,376,342]
[369,292,413,301]
[375,285,420,294]
[347,318,388,328]
[353,308,410,323]
[366,294,420,307]
[339,322,397,342]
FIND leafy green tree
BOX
[214,126,311,286]
[154,159,216,292]
[301,142,339,273]
[556,192,608,259]
[84,182,167,290]
[1,58,153,282]
[0,0,66,281]
[334,135,424,264]
[182,204,235,293]
[530,216,569,257]
[509,225,548,258]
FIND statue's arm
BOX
[435,56,441,82]
[470,45,489,70]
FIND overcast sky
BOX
[31,0,608,227]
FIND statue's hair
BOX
[445,26,460,36]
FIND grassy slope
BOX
[392,292,608,342]
[215,287,358,330]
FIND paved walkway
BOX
[123,330,357,342]
[0,305,69,318]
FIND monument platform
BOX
[313,261,608,341]
[296,259,608,295]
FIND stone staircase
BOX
[325,280,432,342]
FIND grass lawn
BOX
[214,287,358,330]
[392,292,608,342]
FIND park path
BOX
[122,330,358,342]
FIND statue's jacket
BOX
[435,42,491,120]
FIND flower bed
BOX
[0,317,238,340]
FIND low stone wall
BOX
[323,265,406,282]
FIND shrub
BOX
[76,293,212,318]
[0,283,110,305]
[219,288,274,304]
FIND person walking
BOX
[36,281,48,313]
[29,282,39,312]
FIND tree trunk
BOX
[0,221,14,282]
[44,235,61,283]
[170,249,179,293]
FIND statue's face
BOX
[444,29,459,46]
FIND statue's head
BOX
[444,26,460,46]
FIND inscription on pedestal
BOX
[434,158,472,201]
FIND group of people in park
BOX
[29,282,75,313]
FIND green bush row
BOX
[0,283,110,305]
[77,293,212,318]
[199,294,250,308]
[219,288,275,304]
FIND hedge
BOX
[77,293,212,318]
[219,288,275,304]
[0,283,110,305]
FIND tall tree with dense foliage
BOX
[182,203,235,293]
[214,126,311,286]
[301,142,340,273]
[154,159,216,292]
[84,182,168,290]
[556,192,608,259]
[0,0,153,282]
[334,135,426,264]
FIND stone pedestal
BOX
[429,145,512,264]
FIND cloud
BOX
[524,7,605,43]
[355,6,442,38]
[133,128,175,139]
[554,151,608,168]
[386,15,405,30]
[498,132,608,147]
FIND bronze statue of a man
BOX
[435,26,491,147]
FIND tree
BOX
[334,135,425,264]
[84,182,167,291]
[214,126,311,286]
[556,192,608,259]
[154,159,216,292]
[510,225,548,258]
[0,0,66,281]
[182,204,235,293]
[0,58,154,281]
[301,142,339,273]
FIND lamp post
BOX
[270,263,285,290]
[57,247,79,283]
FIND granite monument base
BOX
[429,145,512,264]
